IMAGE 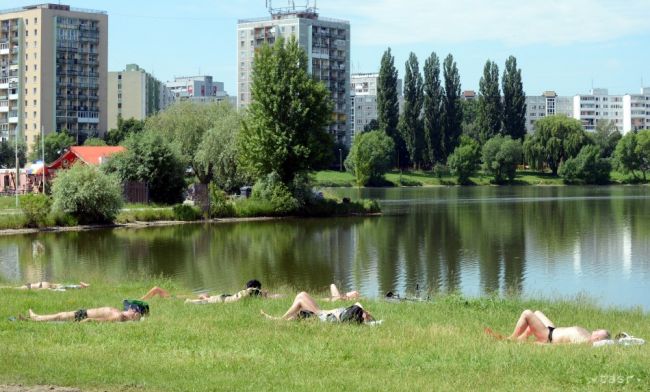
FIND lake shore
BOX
[1,281,648,391]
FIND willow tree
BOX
[239,37,332,184]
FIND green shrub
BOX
[559,145,611,184]
[344,130,395,186]
[20,194,51,227]
[481,135,523,183]
[447,136,480,184]
[251,172,299,214]
[172,204,202,221]
[51,163,123,224]
[50,211,78,227]
[208,182,235,218]
[233,198,278,217]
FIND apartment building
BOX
[349,72,402,138]
[237,6,351,145]
[166,75,232,105]
[525,91,573,133]
[107,64,173,130]
[622,87,650,133]
[0,3,107,148]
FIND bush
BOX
[251,172,299,214]
[613,129,649,181]
[482,135,523,183]
[447,136,480,184]
[172,204,202,221]
[208,182,235,218]
[51,163,123,224]
[20,194,51,227]
[559,145,611,184]
[344,130,395,186]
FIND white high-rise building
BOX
[237,5,351,145]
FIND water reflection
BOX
[0,186,648,309]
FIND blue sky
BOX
[6,0,650,96]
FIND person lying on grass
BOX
[26,301,147,323]
[322,283,361,302]
[15,281,89,290]
[485,309,610,344]
[261,291,375,324]
[141,279,283,304]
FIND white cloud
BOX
[316,0,650,46]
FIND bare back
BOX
[550,326,592,344]
[86,307,127,322]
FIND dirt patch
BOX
[0,386,80,392]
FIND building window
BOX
[33,76,37,82]
[33,123,37,130]
[33,87,37,94]
[34,29,37,35]
[33,99,37,105]
[240,40,244,47]
[117,103,121,108]
[33,64,37,71]
[33,111,36,118]
[34,17,37,24]
[25,30,28,37]
[34,40,37,47]
[33,53,37,59]
[117,74,121,80]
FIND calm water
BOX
[0,186,648,309]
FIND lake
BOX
[0,186,648,310]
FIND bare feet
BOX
[79,282,90,288]
[28,309,37,319]
[260,310,278,320]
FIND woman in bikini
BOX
[261,291,375,324]
[485,309,610,344]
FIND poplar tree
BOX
[502,55,527,140]
[399,52,424,168]
[478,60,502,142]
[377,48,405,167]
[423,51,443,166]
[442,54,463,160]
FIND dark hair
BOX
[123,299,150,315]
[246,279,262,290]
[339,305,364,324]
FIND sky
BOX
[5,0,650,96]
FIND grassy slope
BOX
[1,281,648,391]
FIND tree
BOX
[145,101,236,183]
[482,135,523,183]
[590,119,621,158]
[0,140,26,168]
[105,116,145,146]
[614,129,650,181]
[363,119,380,133]
[559,144,611,184]
[461,99,480,141]
[83,137,107,146]
[442,54,463,161]
[194,104,248,193]
[447,136,480,184]
[399,52,424,168]
[377,48,405,167]
[30,131,76,163]
[51,162,123,224]
[477,60,502,142]
[423,51,444,166]
[238,37,332,185]
[344,130,394,186]
[502,56,527,140]
[103,130,186,204]
[522,115,588,175]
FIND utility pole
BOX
[15,124,19,207]
[339,148,342,171]
[41,125,45,194]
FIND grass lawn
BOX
[314,170,640,187]
[1,281,648,391]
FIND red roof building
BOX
[48,146,126,171]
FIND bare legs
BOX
[261,291,321,320]
[507,310,553,343]
[28,309,75,322]
[141,286,171,300]
[325,284,361,301]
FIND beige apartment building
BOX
[0,3,107,150]
[107,64,174,130]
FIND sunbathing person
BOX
[141,279,282,304]
[485,309,610,344]
[261,291,375,324]
[27,306,142,323]
[16,281,89,290]
[323,283,361,302]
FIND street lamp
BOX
[339,148,342,172]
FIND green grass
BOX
[0,281,648,391]
[314,170,644,187]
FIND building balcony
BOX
[8,93,18,100]
[0,78,8,89]
[8,115,18,123]
[77,111,99,123]
[0,43,8,55]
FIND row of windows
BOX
[24,17,38,25]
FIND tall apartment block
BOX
[0,3,107,148]
[166,75,232,105]
[525,91,573,133]
[107,64,174,130]
[237,6,351,145]
[349,72,402,139]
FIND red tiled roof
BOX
[69,146,126,165]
